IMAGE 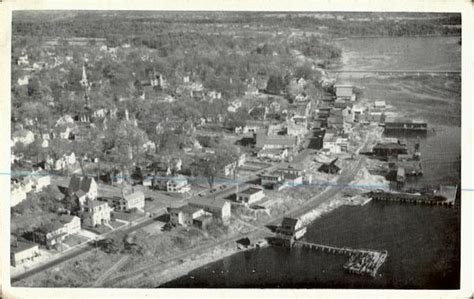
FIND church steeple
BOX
[80,64,90,105]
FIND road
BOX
[11,214,165,283]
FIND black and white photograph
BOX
[3,1,472,297]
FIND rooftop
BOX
[11,240,38,253]
[189,198,229,210]
[240,187,264,195]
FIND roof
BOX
[373,142,407,150]
[189,198,229,210]
[194,214,213,222]
[59,214,79,224]
[69,176,96,194]
[11,240,38,253]
[85,200,108,208]
[37,221,64,234]
[240,187,263,195]
[283,173,302,180]
[12,129,33,138]
[281,217,299,228]
[181,205,203,215]
[124,191,145,202]
[385,117,427,124]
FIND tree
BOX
[266,75,285,95]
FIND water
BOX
[162,36,461,288]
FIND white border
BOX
[1,1,472,298]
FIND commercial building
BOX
[237,187,265,206]
[10,240,40,267]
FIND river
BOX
[161,36,461,289]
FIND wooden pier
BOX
[368,185,457,207]
[268,238,388,278]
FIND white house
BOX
[237,187,265,206]
[166,175,191,193]
[11,129,35,147]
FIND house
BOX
[81,199,112,227]
[277,166,304,177]
[33,222,68,248]
[281,173,303,188]
[242,121,265,134]
[256,130,299,150]
[322,136,341,154]
[352,105,366,122]
[118,188,145,211]
[287,121,307,137]
[68,176,98,205]
[260,171,284,187]
[237,187,265,206]
[17,53,29,66]
[168,205,207,227]
[269,101,281,112]
[58,215,81,235]
[257,148,288,162]
[188,198,231,221]
[17,75,29,86]
[374,101,386,109]
[12,129,35,146]
[28,171,51,192]
[276,217,307,240]
[53,152,76,170]
[318,158,341,174]
[11,183,28,207]
[166,175,191,193]
[227,100,242,113]
[10,240,40,267]
[334,84,356,101]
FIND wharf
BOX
[268,238,388,278]
[368,185,457,207]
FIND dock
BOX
[268,238,388,278]
[368,185,457,207]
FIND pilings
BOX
[368,191,455,207]
[268,238,388,278]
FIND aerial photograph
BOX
[9,11,461,289]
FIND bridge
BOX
[326,69,461,77]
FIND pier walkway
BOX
[270,238,388,278]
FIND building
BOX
[59,215,81,235]
[118,189,145,211]
[188,198,231,221]
[33,222,68,248]
[237,187,265,206]
[334,84,355,101]
[276,217,307,240]
[261,170,303,190]
[68,176,98,204]
[168,205,207,227]
[11,183,28,207]
[10,240,40,267]
[81,199,112,227]
[257,148,288,162]
[12,129,35,146]
[374,101,386,109]
[384,118,428,134]
[256,130,299,150]
[318,159,341,174]
[260,172,284,187]
[28,172,51,192]
[166,175,191,193]
[372,142,408,158]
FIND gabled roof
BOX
[124,191,144,202]
[69,176,96,194]
[281,217,299,228]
